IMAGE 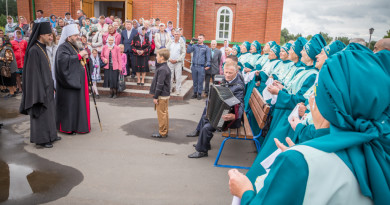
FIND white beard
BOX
[70,39,83,49]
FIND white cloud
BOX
[282,0,390,42]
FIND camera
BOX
[191,38,198,42]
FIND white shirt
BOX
[169,40,181,61]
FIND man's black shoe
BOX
[38,142,53,148]
[193,144,211,150]
[191,94,197,99]
[197,95,202,100]
[186,130,199,137]
[188,151,208,158]
[151,133,168,138]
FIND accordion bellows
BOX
[206,84,241,130]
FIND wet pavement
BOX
[0,93,257,204]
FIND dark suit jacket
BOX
[121,28,138,54]
[222,74,245,128]
[207,48,222,75]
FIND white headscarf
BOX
[58,24,80,45]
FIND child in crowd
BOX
[119,44,127,76]
[90,49,102,98]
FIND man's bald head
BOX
[373,38,390,53]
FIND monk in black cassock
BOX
[55,24,90,134]
[19,22,61,148]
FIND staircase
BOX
[97,68,193,101]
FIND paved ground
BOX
[0,93,257,205]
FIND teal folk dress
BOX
[242,127,371,205]
[254,65,318,162]
[238,52,252,72]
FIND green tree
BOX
[384,30,390,38]
[319,31,333,44]
[306,35,312,41]
[335,36,350,45]
[0,0,18,27]
[280,28,303,45]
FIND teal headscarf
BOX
[251,40,262,54]
[233,44,241,57]
[375,50,390,74]
[306,50,390,204]
[304,34,327,60]
[344,42,373,54]
[323,40,346,57]
[282,43,292,53]
[270,44,281,59]
[267,41,277,48]
[242,41,251,53]
[292,37,308,58]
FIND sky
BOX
[281,0,390,42]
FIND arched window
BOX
[216,6,233,41]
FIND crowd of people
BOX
[2,8,390,205]
[1,10,189,99]
[183,33,390,204]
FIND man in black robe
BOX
[56,24,90,134]
[19,22,61,148]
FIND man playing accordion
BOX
[188,61,245,158]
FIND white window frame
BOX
[215,6,233,41]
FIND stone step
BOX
[101,74,189,84]
[97,79,193,101]
[97,75,188,90]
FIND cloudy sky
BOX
[282,0,390,42]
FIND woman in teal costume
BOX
[232,44,241,58]
[229,48,390,205]
[291,40,346,143]
[255,44,281,93]
[254,34,326,163]
[279,37,307,88]
[243,44,281,137]
[242,40,262,71]
[253,41,277,70]
[238,41,252,71]
[271,43,293,81]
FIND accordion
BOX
[206,84,241,130]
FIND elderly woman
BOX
[254,41,277,71]
[5,16,17,35]
[237,41,251,71]
[89,26,103,53]
[154,23,171,54]
[80,18,91,36]
[49,15,57,28]
[0,37,18,97]
[101,36,122,98]
[131,27,151,85]
[97,16,109,34]
[229,45,389,205]
[103,25,121,46]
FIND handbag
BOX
[0,65,11,78]
[118,74,126,92]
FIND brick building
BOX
[18,0,284,44]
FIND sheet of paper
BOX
[243,71,256,84]
[260,148,282,170]
[288,104,300,123]
[265,78,274,86]
[262,86,278,105]
[232,196,241,205]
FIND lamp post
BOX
[368,28,374,49]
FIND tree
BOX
[319,32,333,44]
[306,35,312,41]
[384,30,390,38]
[335,36,350,46]
[280,28,303,45]
[0,0,18,27]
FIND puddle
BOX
[0,127,83,204]
[121,118,199,144]
[0,162,61,202]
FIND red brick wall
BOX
[264,0,284,44]
[18,0,283,44]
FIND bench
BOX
[214,88,271,169]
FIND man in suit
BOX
[121,20,138,77]
[188,62,245,158]
[205,40,222,97]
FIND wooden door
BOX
[82,0,94,18]
[125,0,133,20]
